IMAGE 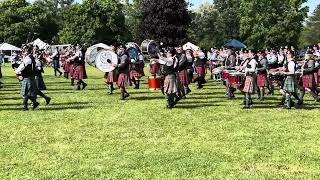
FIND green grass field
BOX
[1,65,320,179]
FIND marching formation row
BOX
[1,43,320,110]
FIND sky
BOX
[27,0,319,16]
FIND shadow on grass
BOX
[130,96,164,101]
[175,103,220,109]
[0,105,93,111]
[0,96,21,100]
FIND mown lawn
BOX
[1,65,320,179]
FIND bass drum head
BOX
[96,50,118,73]
[85,46,100,66]
[141,40,158,56]
[127,47,139,61]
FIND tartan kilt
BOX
[104,70,117,83]
[186,68,194,83]
[69,64,75,77]
[35,75,46,90]
[20,77,37,97]
[242,76,255,93]
[64,63,70,73]
[164,74,178,94]
[195,66,206,77]
[257,73,268,87]
[117,73,130,88]
[301,74,315,88]
[178,69,190,86]
[150,63,161,75]
[283,76,297,93]
[314,72,319,86]
[73,65,87,80]
[129,64,145,80]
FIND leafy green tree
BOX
[0,0,59,46]
[124,0,143,42]
[240,0,308,49]
[59,0,129,46]
[299,4,320,47]
[188,3,222,49]
[138,0,191,46]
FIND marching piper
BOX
[15,45,40,111]
[176,46,191,96]
[256,51,269,100]
[241,50,257,109]
[51,47,63,77]
[193,49,207,89]
[114,45,130,100]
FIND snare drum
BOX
[148,76,161,90]
[229,72,244,87]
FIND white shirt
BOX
[245,59,257,73]
[287,60,295,73]
[15,56,33,74]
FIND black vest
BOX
[22,55,36,78]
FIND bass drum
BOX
[95,49,118,73]
[85,46,101,67]
[126,42,140,50]
[141,39,159,57]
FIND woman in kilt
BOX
[104,45,118,95]
[15,46,40,111]
[241,50,257,109]
[193,49,207,89]
[129,50,145,89]
[176,46,190,97]
[279,51,302,109]
[115,45,130,100]
[158,49,180,109]
[256,51,269,100]
[299,52,320,103]
[69,45,87,90]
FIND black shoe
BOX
[45,97,51,105]
[278,102,285,107]
[120,95,125,100]
[77,85,80,90]
[32,102,40,110]
[22,107,29,111]
[59,72,63,76]
[124,93,130,99]
[82,83,87,90]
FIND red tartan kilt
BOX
[117,73,129,88]
[301,74,314,88]
[69,64,75,76]
[73,65,87,80]
[150,63,161,75]
[130,64,144,79]
[178,69,190,86]
[196,66,205,77]
[257,74,268,87]
[104,70,117,83]
[64,63,70,73]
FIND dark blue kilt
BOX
[20,77,37,97]
[35,75,46,90]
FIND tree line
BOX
[0,0,318,49]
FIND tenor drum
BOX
[141,39,159,56]
[94,49,118,73]
[148,76,161,90]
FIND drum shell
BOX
[148,76,161,90]
[141,40,158,56]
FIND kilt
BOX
[20,76,37,97]
[150,63,161,75]
[301,74,315,88]
[178,69,190,86]
[283,76,297,93]
[186,68,193,83]
[117,73,130,88]
[64,63,70,73]
[69,64,75,77]
[257,73,268,87]
[53,60,60,69]
[195,66,206,77]
[104,70,117,83]
[164,74,178,94]
[314,72,319,86]
[129,64,145,80]
[242,76,255,93]
[35,75,46,90]
[73,65,87,80]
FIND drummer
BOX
[299,52,320,103]
[129,48,145,89]
[256,50,269,101]
[104,45,118,95]
[194,49,207,89]
[224,47,237,99]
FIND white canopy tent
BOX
[183,42,200,51]
[32,38,50,50]
[0,43,21,62]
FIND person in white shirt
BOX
[241,50,257,109]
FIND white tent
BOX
[0,43,21,52]
[32,38,50,50]
[183,42,200,51]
